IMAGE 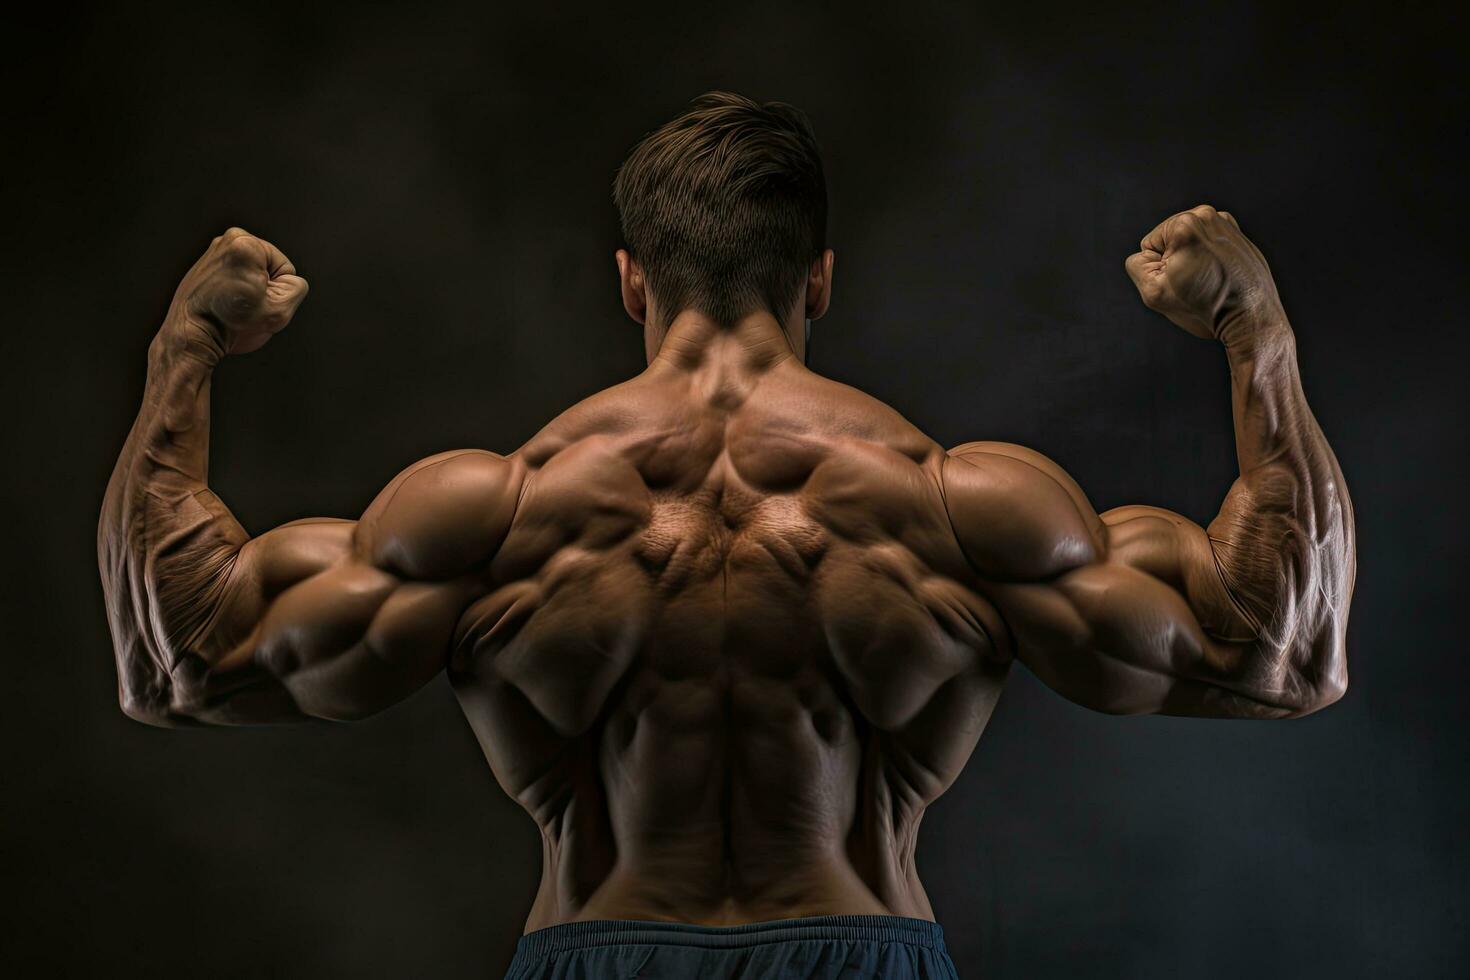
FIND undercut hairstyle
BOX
[612,91,828,329]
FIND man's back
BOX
[460,345,1001,929]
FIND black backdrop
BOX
[3,2,1463,977]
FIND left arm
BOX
[97,229,522,726]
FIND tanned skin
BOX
[99,205,1353,930]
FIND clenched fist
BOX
[1124,205,1283,343]
[166,228,309,357]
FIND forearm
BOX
[98,321,250,721]
[1205,315,1354,706]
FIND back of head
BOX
[613,91,828,329]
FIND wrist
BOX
[1219,305,1293,355]
[151,315,227,370]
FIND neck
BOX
[647,309,800,373]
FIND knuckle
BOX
[222,235,262,264]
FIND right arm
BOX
[97,229,523,727]
[942,205,1354,718]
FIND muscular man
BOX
[98,92,1354,979]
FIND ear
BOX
[615,248,647,325]
[806,248,835,320]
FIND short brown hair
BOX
[612,91,827,328]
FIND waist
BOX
[514,913,948,957]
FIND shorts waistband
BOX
[515,914,948,957]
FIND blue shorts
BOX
[503,913,959,979]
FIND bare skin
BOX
[98,205,1353,931]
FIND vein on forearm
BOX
[1207,328,1353,676]
[104,331,244,675]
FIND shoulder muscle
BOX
[941,441,1103,581]
[357,450,525,581]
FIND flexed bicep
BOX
[936,207,1353,720]
[940,442,1315,719]
[144,451,524,726]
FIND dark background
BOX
[3,2,1463,977]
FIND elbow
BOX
[113,648,192,728]
[1257,588,1352,719]
[1285,669,1348,718]
[118,688,181,728]
[1274,640,1349,718]
[1287,611,1352,717]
